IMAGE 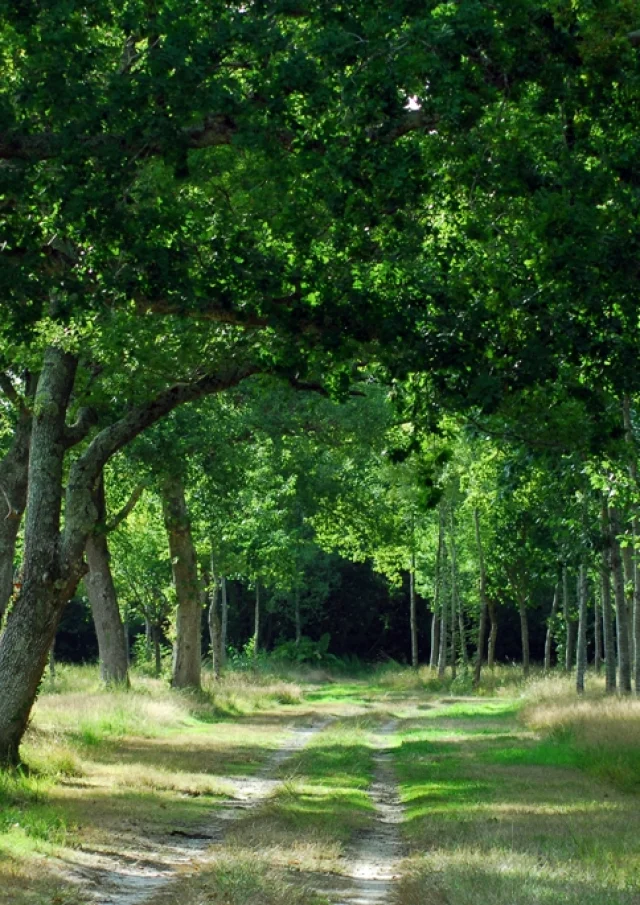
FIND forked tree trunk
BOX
[473,508,488,688]
[409,551,418,669]
[0,347,257,765]
[85,476,129,686]
[0,407,32,621]
[0,349,79,765]
[609,506,632,694]
[161,476,202,690]
[544,583,560,673]
[576,565,588,694]
[601,500,617,694]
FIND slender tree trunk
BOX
[562,566,576,672]
[437,529,448,679]
[518,593,530,678]
[409,550,418,669]
[473,508,488,688]
[593,583,602,674]
[254,583,260,657]
[544,583,560,672]
[208,570,222,681]
[487,599,498,669]
[621,540,635,671]
[622,396,640,695]
[609,506,632,694]
[430,518,444,671]
[0,408,32,622]
[601,499,617,694]
[221,576,228,666]
[85,476,130,686]
[0,349,78,765]
[144,612,153,661]
[576,565,588,694]
[161,476,201,690]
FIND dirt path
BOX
[58,720,331,905]
[304,720,405,905]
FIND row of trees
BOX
[0,1,640,765]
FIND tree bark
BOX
[601,499,617,694]
[409,550,418,669]
[576,565,588,694]
[85,476,130,686]
[622,395,640,694]
[473,508,488,688]
[544,583,559,673]
[0,350,257,764]
[609,506,632,693]
[0,407,32,622]
[161,476,202,690]
[0,348,79,765]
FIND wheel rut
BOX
[304,720,405,905]
[55,720,331,905]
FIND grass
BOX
[1,663,639,905]
[392,693,640,905]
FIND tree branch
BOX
[106,484,146,533]
[0,373,28,414]
[64,407,98,448]
[628,30,640,46]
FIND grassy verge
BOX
[392,695,640,905]
[145,716,378,905]
[0,665,307,905]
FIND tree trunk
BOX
[473,508,488,688]
[161,476,202,690]
[622,395,640,695]
[152,624,162,677]
[593,583,602,674]
[487,599,498,669]
[254,583,260,657]
[0,348,78,765]
[430,517,444,671]
[576,565,588,694]
[609,506,632,694]
[409,550,418,669]
[621,541,635,671]
[438,520,448,678]
[294,587,302,645]
[601,499,617,694]
[544,583,560,672]
[562,566,576,672]
[518,593,530,678]
[85,476,130,686]
[0,408,32,622]
[208,573,222,681]
[221,576,228,666]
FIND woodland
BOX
[1,3,640,905]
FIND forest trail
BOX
[56,718,333,905]
[5,679,640,905]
